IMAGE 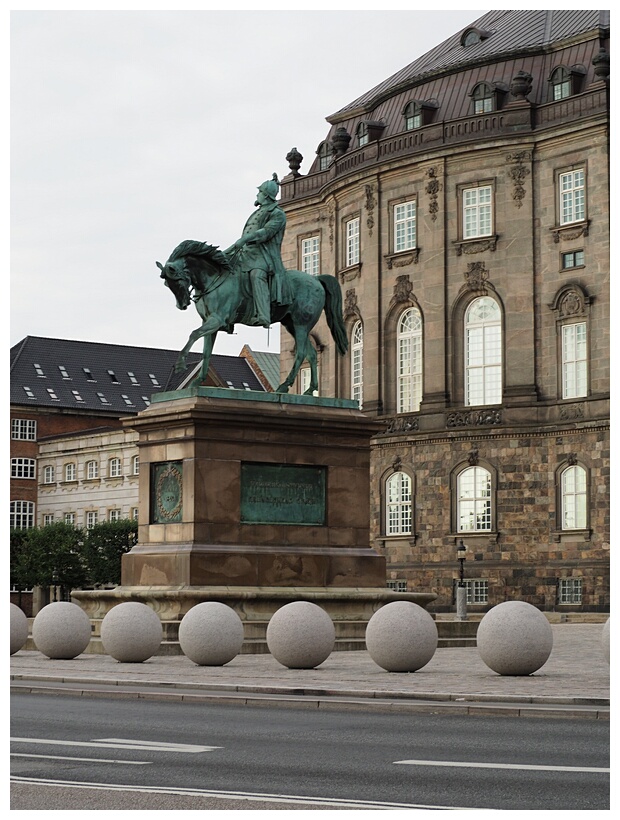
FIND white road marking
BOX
[11,738,220,754]
[10,777,475,810]
[11,753,150,765]
[394,759,609,773]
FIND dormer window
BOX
[356,120,385,147]
[317,141,332,171]
[471,82,506,114]
[461,27,490,47]
[357,122,369,146]
[549,65,586,101]
[403,100,438,131]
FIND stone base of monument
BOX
[72,388,437,652]
[72,585,437,654]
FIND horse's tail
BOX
[317,275,348,356]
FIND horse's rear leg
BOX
[277,328,310,394]
[303,342,319,395]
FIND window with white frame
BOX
[559,169,585,225]
[561,465,587,530]
[346,218,360,267]
[463,185,492,239]
[397,308,423,413]
[558,577,582,605]
[43,514,54,526]
[300,367,311,395]
[465,579,489,604]
[65,463,76,482]
[561,322,587,399]
[131,507,139,521]
[465,297,502,406]
[86,460,99,480]
[357,122,369,146]
[386,471,412,535]
[11,458,36,479]
[394,201,416,252]
[109,457,122,478]
[387,579,408,592]
[318,141,331,171]
[10,501,34,529]
[64,512,75,525]
[301,236,320,276]
[109,509,122,522]
[43,465,55,484]
[86,510,98,529]
[404,102,422,130]
[11,419,37,440]
[472,83,494,113]
[551,67,571,100]
[351,321,363,408]
[457,466,492,532]
[132,455,140,475]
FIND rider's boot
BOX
[250,269,271,327]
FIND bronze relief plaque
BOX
[240,462,326,526]
[150,461,183,524]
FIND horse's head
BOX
[157,259,192,311]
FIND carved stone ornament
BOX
[506,152,530,208]
[392,455,403,473]
[467,448,479,466]
[327,198,336,251]
[381,415,420,435]
[549,283,590,319]
[464,262,489,290]
[455,237,497,255]
[285,147,303,177]
[559,403,585,420]
[365,184,376,235]
[385,249,420,269]
[391,274,414,306]
[566,453,579,466]
[331,126,351,157]
[551,222,589,243]
[446,409,502,427]
[343,288,360,320]
[425,167,441,222]
[509,70,533,101]
[592,47,610,82]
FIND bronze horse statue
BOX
[157,240,348,393]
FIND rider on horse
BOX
[224,173,292,328]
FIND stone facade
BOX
[278,11,610,612]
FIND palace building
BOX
[278,10,610,612]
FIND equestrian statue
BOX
[156,173,348,394]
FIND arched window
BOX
[472,83,494,114]
[404,101,422,130]
[356,122,369,146]
[65,463,76,482]
[43,465,55,484]
[317,141,332,171]
[465,296,502,406]
[457,466,492,532]
[561,465,587,530]
[109,457,122,478]
[397,308,423,413]
[351,321,363,408]
[386,472,412,535]
[551,67,571,100]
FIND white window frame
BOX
[11,419,37,440]
[351,321,363,409]
[561,465,587,530]
[387,579,408,592]
[558,577,583,605]
[43,465,55,484]
[386,471,412,536]
[457,466,492,532]
[301,236,320,276]
[465,296,502,406]
[86,510,99,529]
[131,507,139,521]
[10,500,35,529]
[346,217,360,267]
[64,512,75,526]
[397,308,423,413]
[109,509,122,522]
[464,579,489,604]
[559,169,585,225]
[43,514,55,526]
[463,185,493,239]
[109,457,122,478]
[65,463,76,482]
[11,458,36,479]
[86,460,99,480]
[132,455,140,475]
[394,201,416,252]
[561,322,587,399]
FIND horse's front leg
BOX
[175,314,223,376]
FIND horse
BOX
[156,240,348,394]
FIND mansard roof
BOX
[10,336,266,414]
[328,9,609,122]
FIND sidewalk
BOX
[11,623,609,720]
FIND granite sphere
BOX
[477,600,553,675]
[266,602,335,669]
[179,602,245,666]
[32,602,91,659]
[10,603,29,655]
[602,617,609,664]
[365,601,438,672]
[100,602,162,663]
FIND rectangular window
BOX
[64,512,75,526]
[559,169,585,225]
[43,514,54,526]
[558,577,582,605]
[301,236,320,276]
[86,461,99,480]
[65,463,76,482]
[463,186,492,239]
[11,458,36,479]
[387,580,408,592]
[562,323,587,399]
[11,419,37,440]
[465,579,489,604]
[133,456,140,475]
[86,511,98,529]
[394,201,416,252]
[43,465,55,484]
[562,250,585,269]
[109,458,122,478]
[131,507,139,521]
[109,509,122,522]
[10,501,35,529]
[346,218,360,266]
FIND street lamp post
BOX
[456,540,467,621]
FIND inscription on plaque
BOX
[240,463,326,525]
[150,461,183,524]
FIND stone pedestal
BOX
[73,387,435,651]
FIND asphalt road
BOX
[11,694,610,811]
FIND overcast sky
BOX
[10,6,491,359]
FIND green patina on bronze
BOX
[156,174,348,395]
[150,462,183,524]
[240,463,326,526]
